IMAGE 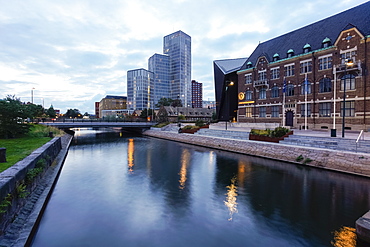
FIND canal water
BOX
[31,130,370,247]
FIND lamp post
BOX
[342,59,353,138]
[225,81,234,130]
[31,87,35,104]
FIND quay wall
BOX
[0,137,62,235]
[144,130,370,177]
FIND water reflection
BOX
[127,139,134,173]
[224,177,238,221]
[31,130,370,247]
[331,226,356,247]
[178,149,190,190]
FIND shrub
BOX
[153,122,170,128]
[271,127,290,138]
[195,119,206,127]
[182,125,199,130]
[251,127,290,138]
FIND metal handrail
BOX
[356,130,364,152]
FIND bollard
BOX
[49,132,54,138]
[0,148,6,163]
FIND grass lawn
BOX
[0,137,51,172]
[0,124,64,173]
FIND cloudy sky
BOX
[0,0,368,114]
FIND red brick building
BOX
[236,2,370,132]
[191,80,203,108]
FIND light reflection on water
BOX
[31,130,370,247]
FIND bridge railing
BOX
[47,118,156,123]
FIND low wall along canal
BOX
[144,130,370,177]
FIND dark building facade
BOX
[213,58,248,121]
[235,2,370,132]
[191,80,203,108]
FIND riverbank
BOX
[143,130,370,177]
[0,133,73,247]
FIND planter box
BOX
[181,128,199,134]
[249,131,293,143]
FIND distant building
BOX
[99,95,127,118]
[157,106,214,122]
[191,80,202,108]
[127,69,154,110]
[127,30,192,110]
[148,54,170,105]
[95,102,100,118]
[202,101,216,109]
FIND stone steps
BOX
[195,128,250,140]
[281,135,370,153]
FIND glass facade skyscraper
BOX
[127,30,191,110]
[163,30,191,107]
[148,53,170,105]
[127,69,154,110]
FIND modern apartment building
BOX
[163,30,192,107]
[127,69,154,110]
[215,2,370,132]
[191,80,202,108]
[148,53,170,105]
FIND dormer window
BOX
[322,37,331,48]
[303,43,311,53]
[287,49,294,58]
[273,53,279,62]
[246,61,253,69]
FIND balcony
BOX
[253,79,269,88]
[335,61,361,73]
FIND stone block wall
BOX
[0,137,62,235]
[144,130,370,177]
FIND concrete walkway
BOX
[209,123,369,140]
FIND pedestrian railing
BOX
[356,130,365,153]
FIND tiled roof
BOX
[214,58,248,74]
[241,1,370,69]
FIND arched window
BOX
[259,88,266,99]
[303,43,311,53]
[322,37,332,48]
[286,84,294,96]
[319,78,332,93]
[287,49,294,58]
[301,80,312,94]
[271,86,279,98]
[245,90,253,100]
[341,74,356,90]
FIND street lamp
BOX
[31,87,35,104]
[225,81,234,130]
[342,58,353,138]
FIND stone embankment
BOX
[144,130,370,177]
[0,134,73,246]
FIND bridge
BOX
[41,120,156,133]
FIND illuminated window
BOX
[245,107,252,118]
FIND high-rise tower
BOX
[148,53,170,105]
[127,69,154,110]
[163,31,191,107]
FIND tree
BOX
[171,99,182,107]
[46,105,56,118]
[0,95,30,138]
[140,108,155,119]
[65,109,82,118]
[24,103,44,120]
[155,97,173,108]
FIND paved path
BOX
[209,124,369,140]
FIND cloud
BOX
[0,0,368,113]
